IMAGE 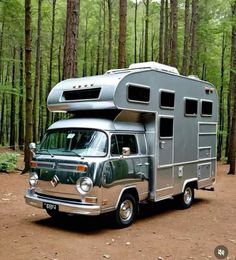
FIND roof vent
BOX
[128,62,179,75]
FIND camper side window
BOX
[159,117,173,139]
[111,135,138,155]
[127,84,150,103]
[201,100,213,116]
[160,90,175,109]
[185,98,198,116]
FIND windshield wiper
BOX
[39,149,55,158]
[63,149,82,157]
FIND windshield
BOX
[39,129,108,157]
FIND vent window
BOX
[201,100,213,116]
[63,88,101,101]
[185,98,198,116]
[160,91,175,109]
[128,85,150,103]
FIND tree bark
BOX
[96,2,102,75]
[82,11,89,77]
[23,0,33,173]
[18,47,25,150]
[10,47,16,150]
[189,0,198,75]
[170,0,178,67]
[158,0,164,63]
[33,0,42,142]
[118,0,127,68]
[107,0,113,69]
[143,0,149,62]
[181,0,190,75]
[164,0,169,64]
[228,0,236,175]
[217,33,226,160]
[134,0,138,63]
[63,0,80,79]
[102,0,106,73]
[46,0,56,128]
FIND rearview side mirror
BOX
[29,142,36,156]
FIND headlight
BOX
[29,173,38,187]
[76,177,93,194]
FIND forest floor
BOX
[0,152,236,260]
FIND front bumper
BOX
[24,188,101,216]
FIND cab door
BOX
[101,133,148,210]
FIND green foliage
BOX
[0,153,17,172]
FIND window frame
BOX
[110,134,139,156]
[200,99,213,117]
[184,97,198,117]
[159,89,175,110]
[127,83,150,104]
[159,116,174,140]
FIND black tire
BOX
[175,185,194,209]
[46,209,65,219]
[113,193,137,228]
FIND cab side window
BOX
[111,135,138,155]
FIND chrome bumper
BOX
[24,189,101,216]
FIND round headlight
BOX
[29,173,38,187]
[76,177,93,194]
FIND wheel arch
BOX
[115,186,139,209]
[181,178,198,193]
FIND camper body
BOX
[25,62,218,227]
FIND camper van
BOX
[25,62,218,228]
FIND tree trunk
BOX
[170,0,178,67]
[18,47,24,150]
[23,0,33,173]
[181,0,190,75]
[217,33,226,160]
[228,0,236,175]
[63,0,80,79]
[143,0,149,62]
[10,47,16,150]
[46,0,56,128]
[96,2,102,75]
[102,0,106,73]
[134,0,138,63]
[0,20,4,83]
[82,11,89,77]
[164,0,169,64]
[158,0,164,63]
[189,0,198,75]
[33,0,42,142]
[118,0,127,68]
[107,0,113,69]
[0,94,5,145]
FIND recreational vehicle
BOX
[25,62,218,228]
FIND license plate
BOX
[43,202,58,211]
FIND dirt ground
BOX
[0,154,236,260]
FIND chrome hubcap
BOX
[184,187,192,205]
[119,199,133,222]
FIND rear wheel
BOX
[114,193,137,228]
[175,185,194,209]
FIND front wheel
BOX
[113,193,137,228]
[175,185,194,209]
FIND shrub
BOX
[0,153,18,172]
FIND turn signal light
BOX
[76,164,88,172]
[30,161,37,168]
